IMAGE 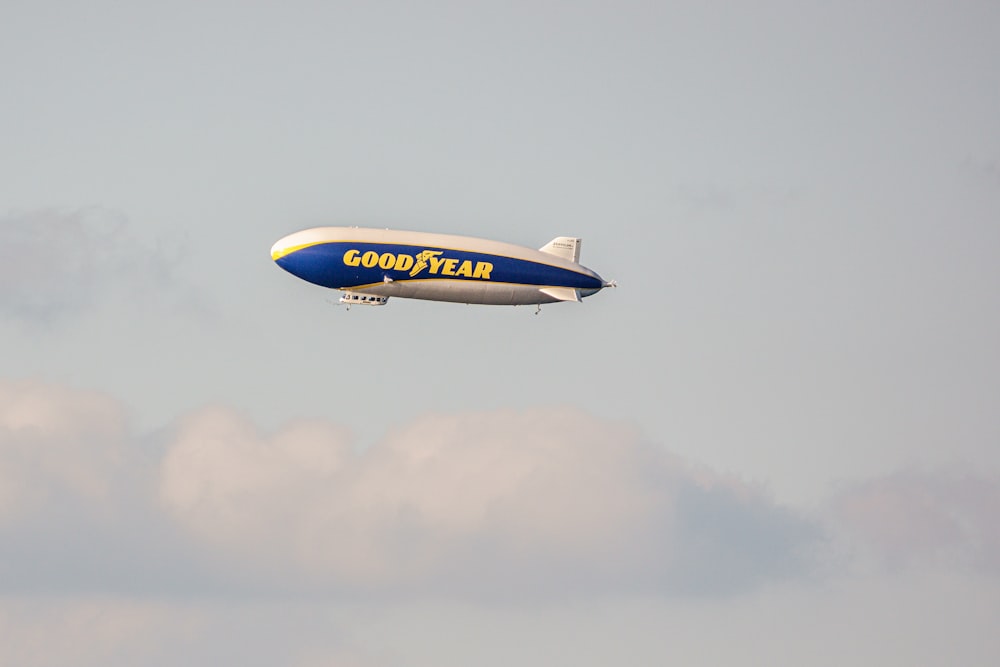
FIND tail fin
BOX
[539,286,581,302]
[539,237,582,263]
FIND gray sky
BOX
[2,1,999,664]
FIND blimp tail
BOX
[539,237,582,263]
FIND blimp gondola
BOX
[271,227,614,309]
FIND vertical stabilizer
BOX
[539,237,582,263]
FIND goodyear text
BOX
[342,248,493,279]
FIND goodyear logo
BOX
[342,249,493,279]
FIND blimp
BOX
[271,227,614,309]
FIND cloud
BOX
[831,471,1000,572]
[0,379,126,521]
[158,405,816,597]
[0,378,815,599]
[19,374,989,600]
[0,208,182,325]
[0,379,224,597]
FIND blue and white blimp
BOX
[271,227,615,309]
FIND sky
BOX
[1,0,999,664]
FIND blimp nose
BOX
[270,231,329,286]
[271,234,307,281]
[271,235,295,262]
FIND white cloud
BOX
[3,377,1000,665]
[159,405,813,596]
[13,376,999,603]
[0,379,126,520]
[0,377,815,599]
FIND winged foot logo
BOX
[342,248,493,279]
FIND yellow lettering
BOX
[410,250,443,277]
[378,253,396,270]
[455,260,473,277]
[441,258,458,275]
[343,249,361,266]
[429,256,447,274]
[361,251,379,268]
[394,254,414,271]
[473,262,493,279]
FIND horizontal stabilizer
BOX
[539,287,581,302]
[539,237,582,263]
